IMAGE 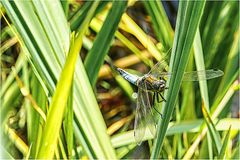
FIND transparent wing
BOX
[134,80,156,145]
[141,81,156,136]
[152,69,224,81]
[148,48,172,76]
[148,58,168,77]
[134,90,146,145]
[182,69,224,81]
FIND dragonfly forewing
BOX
[134,81,156,145]
[134,94,146,145]
[141,81,156,136]
[157,69,224,81]
[148,58,169,77]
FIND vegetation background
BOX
[0,0,239,159]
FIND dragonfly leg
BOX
[153,106,163,119]
[159,93,166,102]
[156,92,160,102]
[154,92,164,103]
[153,92,156,104]
[152,92,164,118]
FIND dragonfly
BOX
[116,60,224,145]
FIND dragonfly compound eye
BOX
[158,79,166,91]
[159,79,165,83]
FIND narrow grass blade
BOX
[194,28,212,158]
[33,0,70,56]
[180,54,196,120]
[84,1,127,86]
[218,126,231,159]
[193,28,210,109]
[151,1,206,158]
[60,0,69,16]
[143,0,173,48]
[202,103,222,154]
[4,125,29,156]
[116,144,136,159]
[121,13,164,61]
[28,73,46,158]
[231,143,240,159]
[63,84,74,158]
[69,1,108,31]
[37,33,77,158]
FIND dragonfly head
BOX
[153,79,166,92]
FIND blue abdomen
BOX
[116,68,140,85]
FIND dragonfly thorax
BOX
[138,75,166,92]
